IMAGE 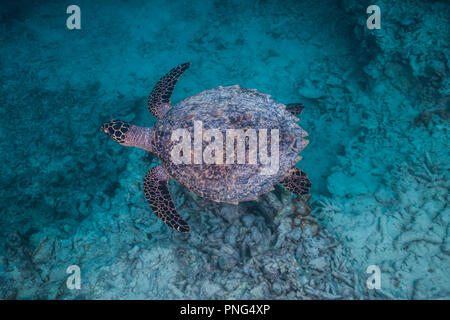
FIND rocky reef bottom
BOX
[2,153,378,300]
[0,0,448,300]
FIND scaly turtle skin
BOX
[101,63,310,233]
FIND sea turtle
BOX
[101,63,310,233]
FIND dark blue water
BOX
[0,0,448,299]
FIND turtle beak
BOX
[100,123,108,134]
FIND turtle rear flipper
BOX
[285,103,304,116]
[280,167,311,196]
[148,62,191,118]
[144,165,190,233]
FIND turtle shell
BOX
[153,85,308,203]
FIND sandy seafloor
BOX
[0,0,448,299]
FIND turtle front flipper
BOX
[285,103,304,116]
[143,165,190,233]
[280,167,311,196]
[148,62,191,119]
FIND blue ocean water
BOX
[0,0,448,299]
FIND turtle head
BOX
[101,119,154,152]
[101,119,131,145]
